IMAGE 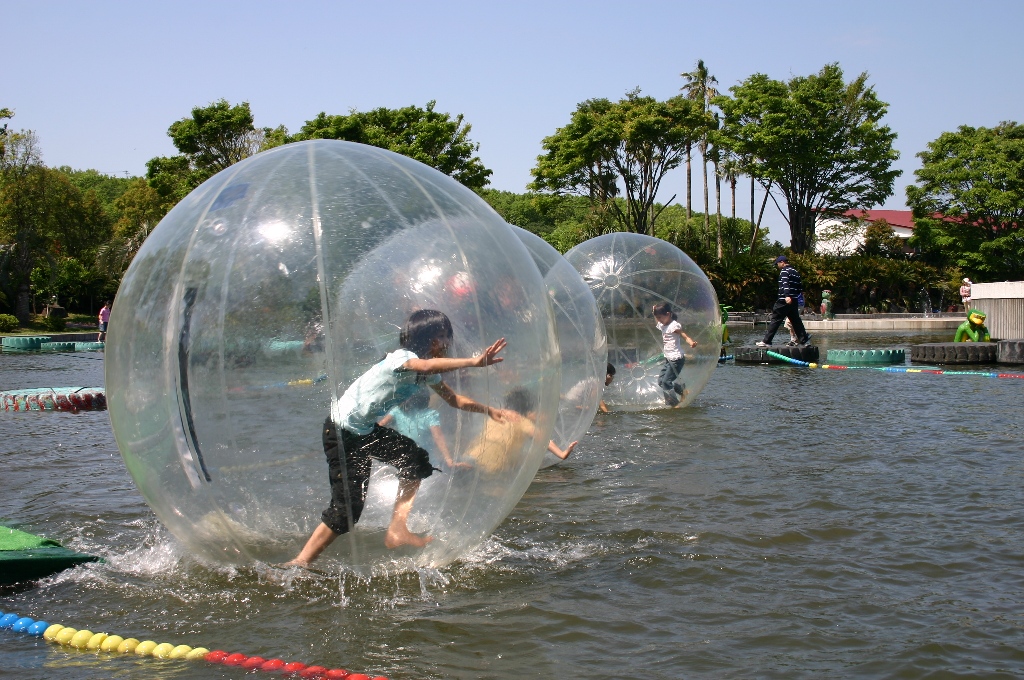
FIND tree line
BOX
[1,60,1021,324]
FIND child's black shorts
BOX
[320,418,434,534]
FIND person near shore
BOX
[757,256,811,348]
[97,301,111,342]
[653,303,697,407]
[287,309,509,567]
[960,278,972,311]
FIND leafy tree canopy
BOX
[531,91,707,236]
[906,121,1024,280]
[716,63,900,253]
[146,99,271,208]
[296,101,492,189]
[0,130,111,320]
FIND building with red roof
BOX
[814,209,914,255]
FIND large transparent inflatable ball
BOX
[105,140,560,573]
[511,227,607,467]
[564,233,720,410]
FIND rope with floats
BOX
[764,350,1024,379]
[0,608,387,679]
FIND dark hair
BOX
[400,309,453,357]
[400,388,430,412]
[606,362,616,376]
[504,387,536,417]
[652,302,677,321]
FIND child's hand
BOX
[554,440,578,460]
[687,338,698,348]
[475,338,507,367]
[488,407,518,423]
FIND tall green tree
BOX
[297,101,492,189]
[681,60,719,242]
[0,131,111,320]
[532,90,703,236]
[906,121,1024,280]
[146,100,272,209]
[95,178,166,281]
[0,107,13,160]
[717,63,900,253]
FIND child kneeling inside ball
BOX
[287,309,509,567]
[465,387,577,474]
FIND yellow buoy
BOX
[54,627,78,645]
[169,645,193,659]
[86,633,109,651]
[152,642,175,658]
[117,638,140,654]
[70,629,95,649]
[43,624,64,641]
[100,635,124,652]
[185,647,210,660]
[134,640,158,656]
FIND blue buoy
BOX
[11,617,34,633]
[27,620,49,636]
[0,613,19,628]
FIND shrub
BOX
[0,314,19,333]
[40,315,67,332]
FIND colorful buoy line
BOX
[765,350,1024,379]
[0,387,106,412]
[0,609,387,680]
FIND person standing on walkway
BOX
[960,278,972,311]
[97,301,111,342]
[757,256,811,348]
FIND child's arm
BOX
[548,440,578,460]
[403,338,506,374]
[431,381,510,422]
[431,424,470,469]
[674,328,698,348]
[598,400,609,413]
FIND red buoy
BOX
[204,650,228,664]
[261,658,287,671]
[242,656,267,669]
[223,652,248,666]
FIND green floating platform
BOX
[0,525,100,584]
[74,342,105,351]
[40,342,77,351]
[825,349,905,365]
[1,336,52,350]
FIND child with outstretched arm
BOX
[287,309,507,567]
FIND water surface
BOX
[2,331,1023,678]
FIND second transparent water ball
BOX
[565,233,720,410]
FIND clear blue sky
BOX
[7,0,1023,244]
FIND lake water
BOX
[2,330,1023,679]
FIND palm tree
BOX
[681,60,719,248]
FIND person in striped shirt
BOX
[756,255,811,348]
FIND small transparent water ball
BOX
[564,233,720,410]
[511,227,607,467]
[105,140,560,573]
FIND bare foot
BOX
[384,527,433,549]
[282,558,310,568]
